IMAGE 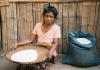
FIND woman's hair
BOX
[42,3,58,19]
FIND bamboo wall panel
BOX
[0,23,1,48]
[0,1,100,54]
[7,3,17,51]
[96,2,100,40]
[86,2,96,35]
[76,3,82,32]
[0,13,1,48]
[96,2,100,56]
[17,3,29,42]
[1,7,9,52]
[62,3,69,53]
[0,27,2,48]
[0,0,9,6]
[9,0,99,3]
[81,2,97,35]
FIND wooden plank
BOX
[0,6,10,52]
[9,0,100,3]
[0,12,2,48]
[81,2,89,32]
[7,3,17,51]
[23,2,33,43]
[17,3,29,42]
[23,3,29,41]
[87,2,97,36]
[8,3,13,51]
[0,29,2,48]
[96,2,100,56]
[7,3,12,51]
[96,40,100,56]
[68,3,77,32]
[16,3,20,42]
[32,3,36,28]
[96,2,100,39]
[12,3,17,49]
[81,2,97,36]
[17,3,32,42]
[35,3,43,24]
[17,3,32,43]
[82,2,93,32]
[5,6,10,51]
[0,0,9,6]
[94,2,99,37]
[62,3,77,54]
[67,2,77,41]
[62,3,69,54]
[26,3,33,38]
[75,2,83,32]
[17,3,22,42]
[9,0,75,3]
[92,2,99,36]
[18,3,26,42]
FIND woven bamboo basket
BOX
[5,45,49,64]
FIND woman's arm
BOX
[51,38,59,51]
[49,38,60,59]
[16,34,37,46]
[36,42,51,49]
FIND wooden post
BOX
[96,2,100,56]
[1,7,8,52]
[0,10,2,49]
[7,3,17,51]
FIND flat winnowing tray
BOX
[5,45,49,64]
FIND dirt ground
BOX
[0,53,100,70]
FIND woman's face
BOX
[43,12,55,25]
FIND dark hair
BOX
[42,3,58,19]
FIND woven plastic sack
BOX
[62,31,100,67]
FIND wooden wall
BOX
[0,0,9,7]
[96,3,100,56]
[0,11,2,48]
[0,0,9,50]
[0,0,100,54]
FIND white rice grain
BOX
[76,38,91,44]
[11,49,38,62]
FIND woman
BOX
[16,4,61,63]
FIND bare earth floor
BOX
[0,54,100,70]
